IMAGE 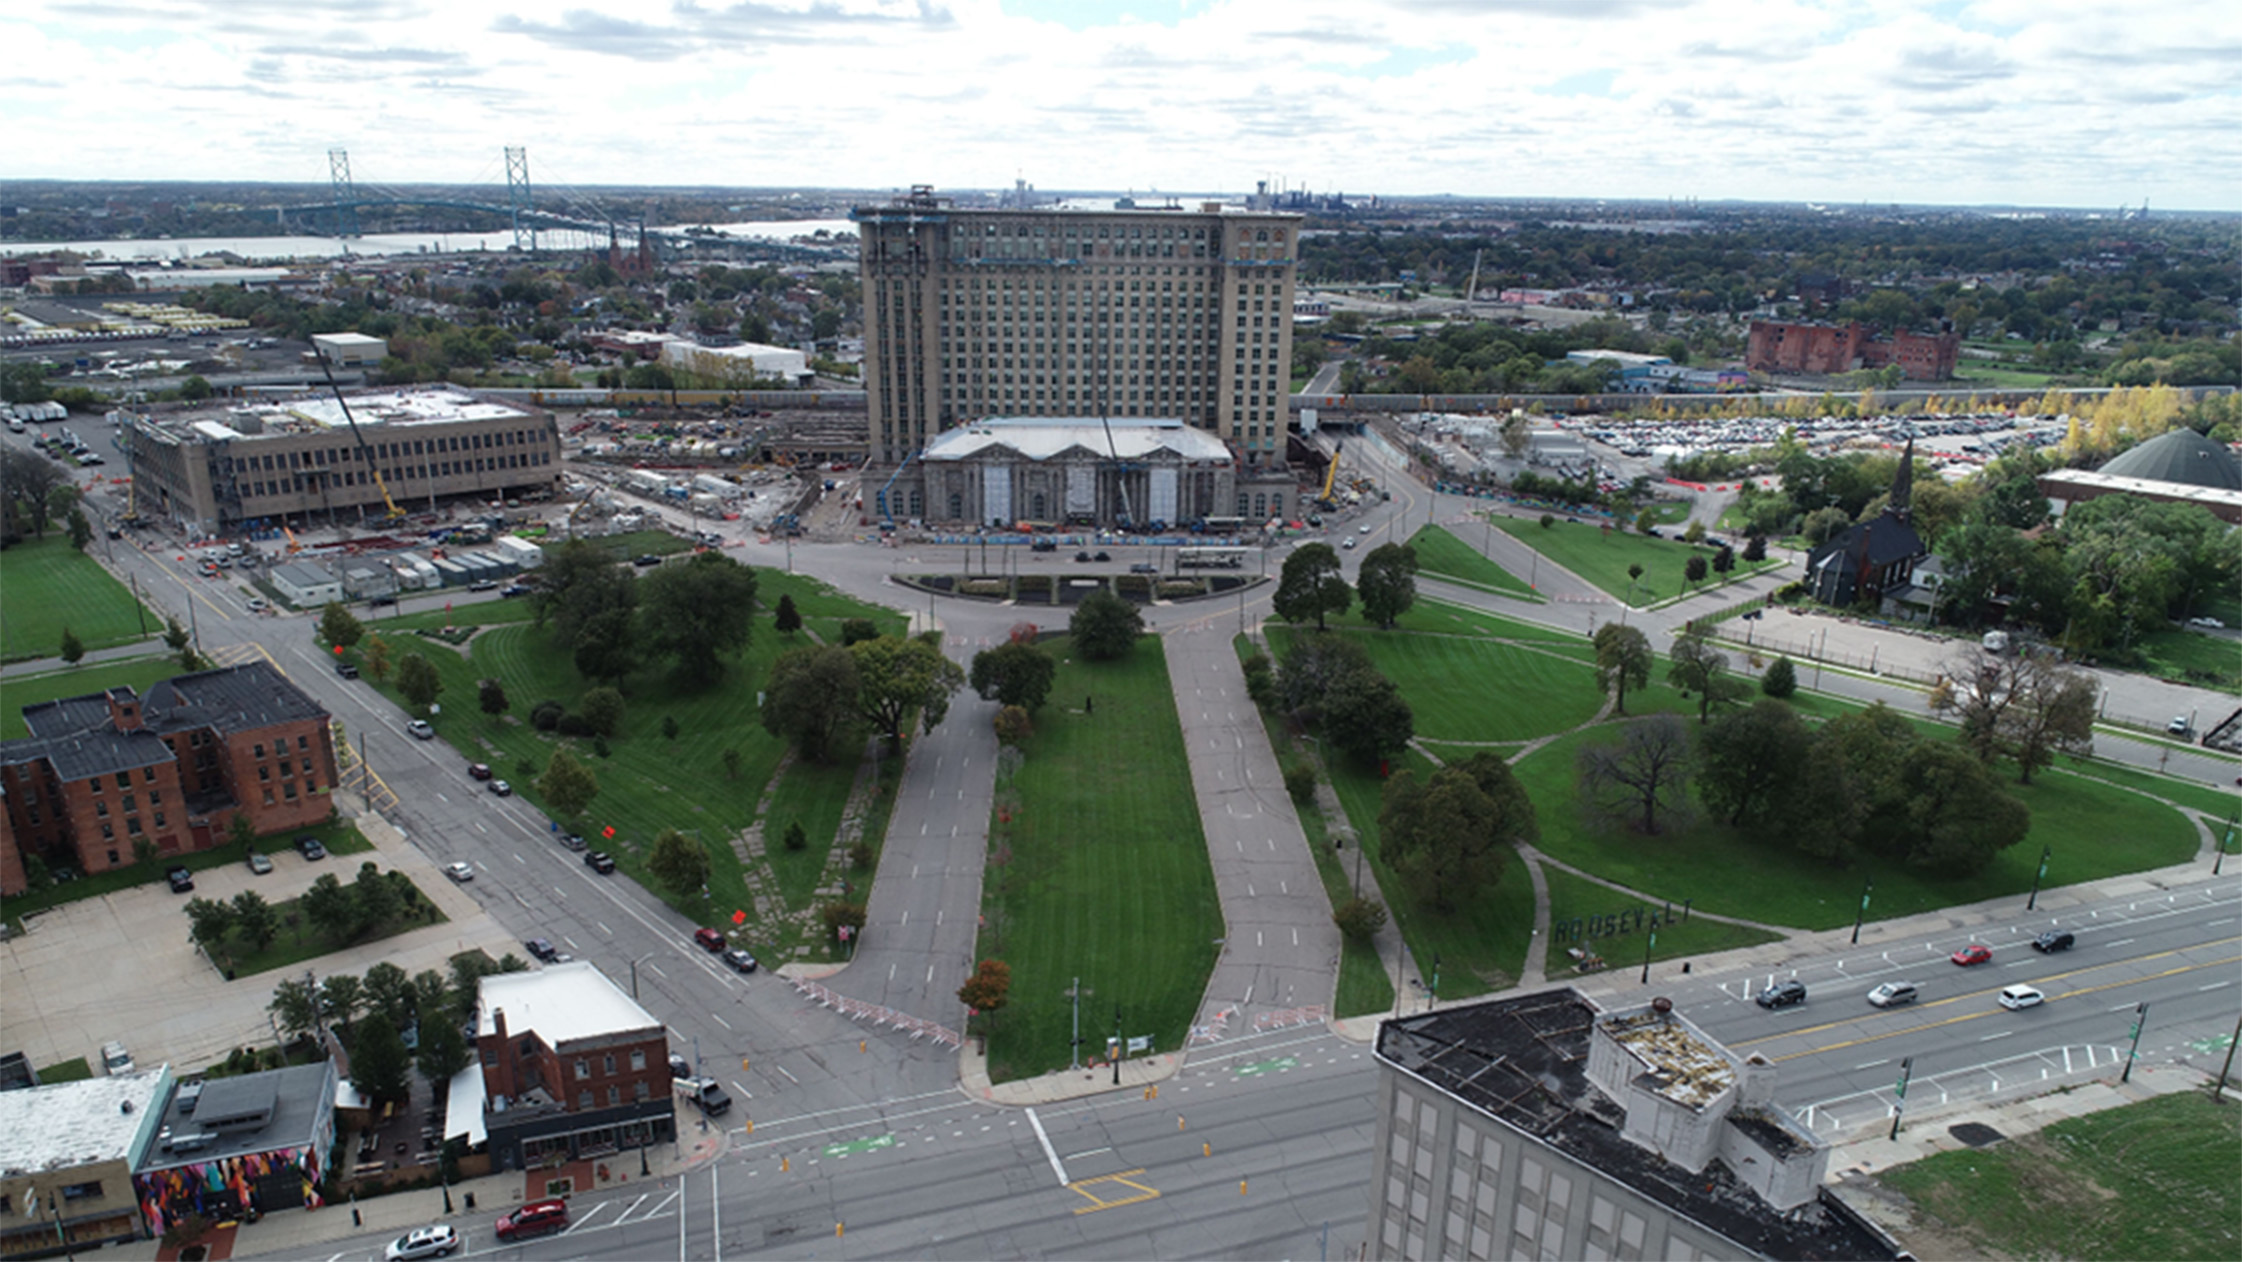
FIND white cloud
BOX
[0,0,2235,208]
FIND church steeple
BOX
[1889,436,1915,523]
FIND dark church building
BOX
[1806,439,1930,607]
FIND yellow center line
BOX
[1768,950,2242,1063]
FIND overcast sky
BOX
[7,0,2238,211]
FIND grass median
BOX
[0,535,160,662]
[1405,525,1540,600]
[1491,514,1779,605]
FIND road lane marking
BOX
[711,1012,732,1029]
[1026,1108,1068,1185]
[1067,1169,1160,1215]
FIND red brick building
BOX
[460,962,677,1171]
[0,661,338,895]
[1746,320,1959,381]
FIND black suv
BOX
[294,835,327,861]
[525,938,561,963]
[583,851,616,874]
[165,866,195,893]
[1755,980,1808,1009]
[2032,929,2076,953]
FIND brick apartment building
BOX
[1746,319,1960,381]
[462,962,677,1171]
[0,661,339,896]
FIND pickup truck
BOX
[675,1075,731,1116]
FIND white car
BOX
[442,862,475,883]
[1867,981,1918,1008]
[1358,524,1372,534]
[2187,616,2225,629]
[245,597,269,613]
[407,719,435,740]
[1998,984,2045,1010]
[384,1224,459,1260]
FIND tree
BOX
[1592,624,1653,715]
[416,1011,472,1084]
[1635,509,1658,535]
[1356,542,1420,629]
[1697,700,1809,835]
[1761,655,1798,698]
[67,507,91,552]
[773,593,803,635]
[232,889,279,952]
[661,714,680,742]
[396,653,442,714]
[572,605,639,684]
[352,861,400,935]
[1682,520,1707,545]
[1069,589,1144,660]
[1333,896,1388,943]
[300,873,356,943]
[762,644,863,763]
[178,374,213,402]
[1667,632,1748,725]
[363,635,394,684]
[319,972,364,1032]
[781,820,808,853]
[1577,715,1694,836]
[538,747,600,818]
[1683,554,1709,589]
[1274,543,1351,630]
[993,704,1034,745]
[478,677,509,720]
[821,900,868,947]
[969,641,1056,711]
[269,977,321,1039]
[1499,412,1531,460]
[852,635,965,751]
[640,550,758,681]
[839,618,880,646]
[362,961,416,1033]
[1626,563,1645,599]
[1379,752,1537,912]
[1712,545,1736,577]
[318,601,364,650]
[162,615,192,656]
[535,538,639,650]
[579,686,625,737]
[722,746,741,779]
[1277,632,1374,720]
[1320,665,1415,765]
[1742,534,1767,563]
[1931,651,2097,783]
[350,1012,413,1104]
[956,959,1012,1034]
[648,828,710,899]
[185,896,234,952]
[1893,743,2031,874]
[59,626,84,665]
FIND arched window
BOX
[948,493,963,520]
[1031,492,1047,519]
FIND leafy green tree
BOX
[1712,545,1736,577]
[350,1012,413,1103]
[1,361,53,404]
[851,635,965,751]
[661,714,680,741]
[232,889,279,952]
[319,972,364,1032]
[773,594,803,635]
[179,375,213,401]
[993,704,1033,745]
[640,550,758,681]
[362,961,416,1033]
[162,616,192,656]
[415,1011,472,1084]
[1592,624,1653,715]
[579,686,625,737]
[1683,554,1709,588]
[1379,752,1537,912]
[185,896,234,951]
[269,977,322,1039]
[572,606,639,684]
[1069,589,1144,660]
[299,873,356,943]
[721,746,741,778]
[1891,743,2031,874]
[1274,542,1351,630]
[531,539,632,637]
[318,601,364,650]
[1761,655,1798,698]
[1635,509,1657,535]
[763,644,864,762]
[351,861,400,935]
[1682,520,1707,545]
[59,626,84,665]
[782,820,808,852]
[1277,631,1374,718]
[969,641,1056,712]
[1356,542,1419,630]
[363,635,393,683]
[67,507,91,552]
[840,617,880,646]
[1742,534,1767,563]
[396,652,442,714]
[648,827,711,899]
[1931,653,2098,784]
[478,677,509,719]
[1697,700,1808,834]
[538,748,600,818]
[1320,664,1415,765]
[1667,632,1749,725]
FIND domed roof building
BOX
[2041,426,2242,526]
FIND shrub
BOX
[782,820,808,852]
[579,686,625,737]
[592,736,611,759]
[1332,896,1388,944]
[1539,513,1555,529]
[530,700,564,731]
[556,712,594,737]
[1762,656,1798,699]
[840,618,880,646]
[1284,761,1318,805]
[849,841,873,871]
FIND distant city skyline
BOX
[5,0,2238,212]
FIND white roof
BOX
[444,1063,488,1146]
[311,332,387,348]
[0,1066,168,1176]
[477,960,661,1049]
[924,416,1233,464]
[285,386,528,429]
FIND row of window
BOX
[236,451,550,501]
[224,428,545,475]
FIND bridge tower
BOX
[327,148,360,238]
[504,146,537,251]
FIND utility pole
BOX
[1112,1004,1122,1086]
[1639,931,1656,984]
[1888,1056,1914,1140]
[2026,845,2051,911]
[2123,1002,2148,1084]
[1850,876,1873,945]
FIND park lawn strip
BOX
[1876,1090,2241,1262]
[2127,627,2242,694]
[1532,865,1782,975]
[760,755,857,909]
[979,637,1221,1082]
[1404,525,1540,600]
[1408,596,1595,647]
[1265,626,1606,744]
[1,655,187,739]
[1491,515,1778,606]
[1513,722,2200,932]
[0,535,161,663]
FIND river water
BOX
[1,218,858,263]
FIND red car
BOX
[467,762,493,780]
[1950,944,1993,966]
[694,927,726,951]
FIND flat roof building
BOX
[852,187,1302,522]
[126,385,560,538]
[0,1067,172,1257]
[1367,989,1901,1261]
[468,961,677,1171]
[131,1061,337,1236]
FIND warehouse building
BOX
[126,386,560,538]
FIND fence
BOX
[787,976,962,1048]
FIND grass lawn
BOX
[35,1056,95,1083]
[1266,626,1606,743]
[1948,361,2067,389]
[1491,515,1779,606]
[1407,597,1594,647]
[0,535,159,662]
[1878,1090,2241,1262]
[1404,525,1540,600]
[2127,627,2242,694]
[978,637,1221,1082]
[1514,722,2200,931]
[1533,864,1781,974]
[1,655,186,739]
[213,869,447,977]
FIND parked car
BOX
[524,938,561,963]
[442,862,475,883]
[1074,550,1092,562]
[384,1225,460,1260]
[693,927,727,952]
[493,1199,569,1242]
[246,852,273,875]
[1867,981,1918,1008]
[558,833,588,852]
[2032,929,2075,953]
[2188,616,2226,629]
[488,779,512,796]
[668,1053,691,1079]
[468,580,497,592]
[1129,562,1158,574]
[295,835,327,860]
[633,554,663,567]
[467,762,493,780]
[166,866,195,893]
[2167,715,2192,736]
[1950,944,1993,966]
[335,661,359,679]
[583,851,616,874]
[722,947,759,974]
[100,1041,135,1075]
[406,719,434,739]
[1755,980,1808,1009]
[500,583,532,597]
[245,597,269,613]
[1998,984,2046,1010]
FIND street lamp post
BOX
[2123,1002,2149,1083]
[1112,1004,1122,1086]
[1850,876,1873,945]
[2026,845,2051,911]
[630,951,656,1000]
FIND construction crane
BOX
[1317,440,1344,508]
[311,346,407,522]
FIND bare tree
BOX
[1930,649,2097,784]
[1577,715,1695,836]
